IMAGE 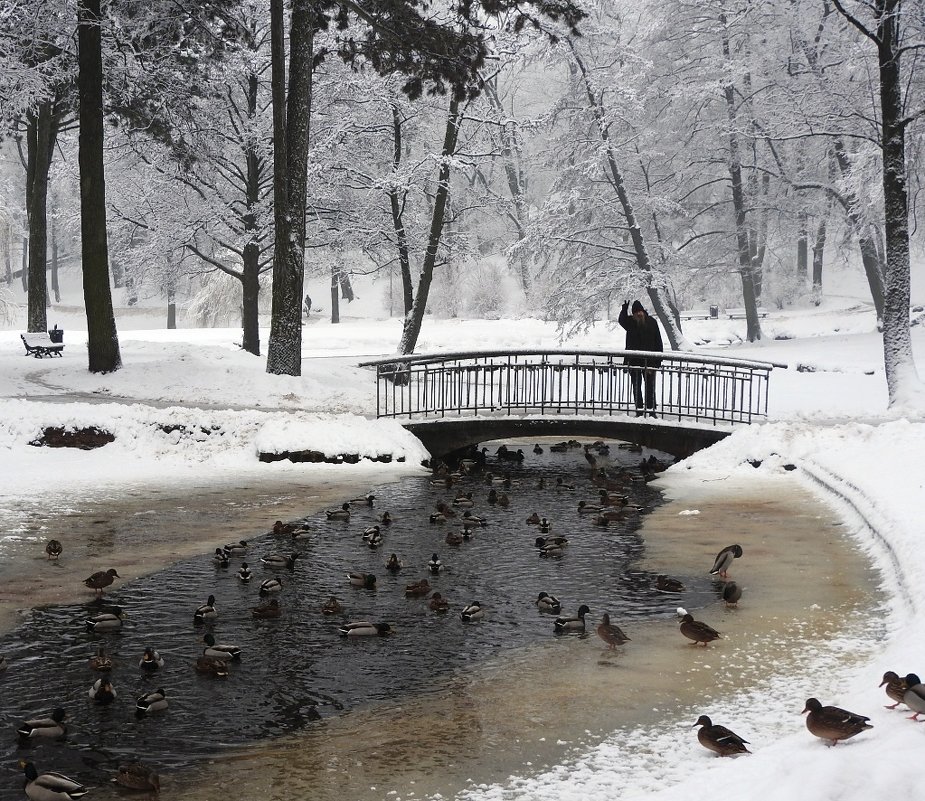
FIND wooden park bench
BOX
[21,332,65,358]
[679,308,712,320]
[726,307,768,320]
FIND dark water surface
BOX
[0,441,696,794]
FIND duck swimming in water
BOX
[535,592,561,614]
[554,604,590,633]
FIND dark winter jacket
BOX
[618,304,664,368]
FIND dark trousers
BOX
[630,368,657,412]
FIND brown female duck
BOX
[693,715,751,756]
[596,613,630,649]
[802,697,872,744]
[879,670,907,708]
[679,612,721,646]
[83,568,120,598]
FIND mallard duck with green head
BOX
[693,715,751,756]
[261,552,301,569]
[203,632,242,660]
[338,621,392,636]
[88,678,117,705]
[139,647,165,671]
[17,708,67,740]
[461,601,485,622]
[554,604,590,633]
[326,502,351,521]
[347,572,376,588]
[20,761,88,801]
[709,544,743,578]
[193,595,217,622]
[86,608,124,633]
[259,577,283,595]
[136,687,168,714]
[535,592,561,614]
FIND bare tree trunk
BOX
[388,104,414,315]
[50,211,60,304]
[797,212,808,280]
[26,101,57,332]
[811,213,827,304]
[568,40,686,350]
[166,286,176,329]
[720,16,762,342]
[77,0,122,373]
[241,69,263,355]
[399,97,461,355]
[20,236,27,291]
[330,267,340,324]
[266,0,314,376]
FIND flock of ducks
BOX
[11,438,914,796]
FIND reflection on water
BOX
[0,442,877,800]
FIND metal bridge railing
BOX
[358,350,785,426]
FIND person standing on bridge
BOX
[619,299,663,417]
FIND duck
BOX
[85,607,124,632]
[533,443,544,454]
[193,595,218,622]
[536,537,568,557]
[17,708,68,740]
[261,552,301,569]
[429,592,449,612]
[348,572,377,588]
[462,511,488,526]
[350,493,376,506]
[497,492,510,507]
[526,512,541,525]
[429,513,448,524]
[902,673,925,719]
[554,604,590,633]
[212,548,230,567]
[385,553,403,572]
[367,529,384,549]
[722,581,743,607]
[83,568,120,598]
[252,599,282,619]
[195,655,230,676]
[445,531,464,546]
[45,539,63,560]
[555,477,575,490]
[427,554,444,574]
[138,647,165,671]
[202,632,242,660]
[461,601,485,622]
[679,612,722,645]
[237,562,253,582]
[802,697,873,744]
[326,502,351,521]
[879,670,908,708]
[363,525,381,540]
[114,762,160,793]
[273,519,309,536]
[88,678,117,704]
[709,544,743,578]
[379,511,393,525]
[655,575,685,593]
[321,596,342,615]
[259,578,283,595]
[338,621,392,636]
[693,715,751,756]
[88,646,113,671]
[405,579,432,598]
[549,442,569,453]
[594,508,626,523]
[577,501,602,515]
[135,687,168,714]
[535,592,561,614]
[20,761,88,801]
[452,492,474,507]
[224,540,248,556]
[435,502,457,517]
[599,490,628,506]
[596,613,630,649]
[538,517,552,533]
[487,488,499,505]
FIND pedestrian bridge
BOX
[359,349,785,459]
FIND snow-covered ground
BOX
[2,287,924,800]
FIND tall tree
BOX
[831,0,922,403]
[77,0,121,372]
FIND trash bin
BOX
[709,305,719,319]
[48,325,64,343]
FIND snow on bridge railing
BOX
[358,349,787,426]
